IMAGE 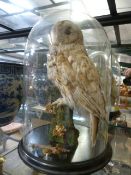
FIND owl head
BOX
[50,20,83,45]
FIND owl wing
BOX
[67,51,106,119]
[67,52,107,145]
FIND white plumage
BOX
[47,20,107,145]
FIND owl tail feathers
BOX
[90,114,99,147]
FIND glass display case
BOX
[18,8,112,175]
[111,53,121,107]
[109,53,121,121]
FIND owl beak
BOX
[64,27,71,35]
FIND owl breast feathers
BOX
[47,20,107,145]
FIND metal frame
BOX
[0,0,131,51]
[1,11,131,40]
[0,1,68,41]
[0,28,31,40]
[0,24,14,31]
[96,11,131,26]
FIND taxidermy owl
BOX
[47,20,107,146]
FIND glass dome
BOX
[18,8,112,174]
[111,53,121,111]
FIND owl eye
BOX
[64,27,71,35]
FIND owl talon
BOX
[53,98,65,107]
[48,60,56,67]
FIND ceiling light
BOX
[81,0,109,16]
[70,0,88,22]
